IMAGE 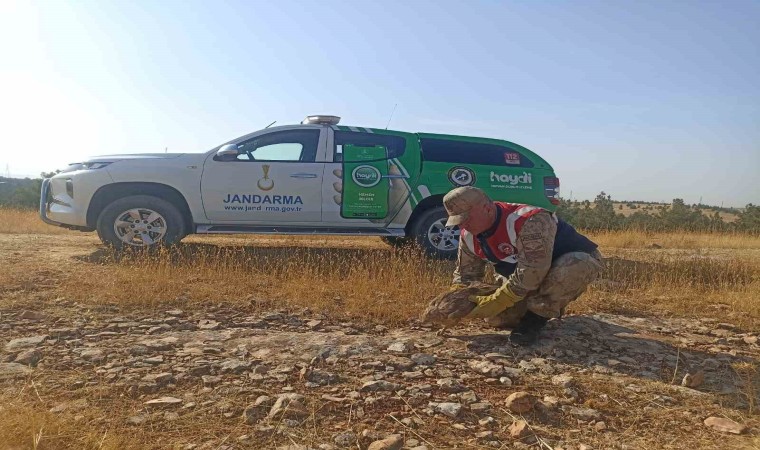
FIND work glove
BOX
[464,284,523,319]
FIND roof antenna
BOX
[385,103,397,130]
[265,120,277,129]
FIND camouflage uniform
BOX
[453,211,604,328]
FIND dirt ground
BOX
[1,233,759,449]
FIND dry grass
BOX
[587,229,760,250]
[0,208,78,235]
[1,207,759,329]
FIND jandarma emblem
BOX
[257,164,274,191]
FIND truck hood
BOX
[77,153,188,163]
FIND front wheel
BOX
[410,206,460,259]
[96,195,186,250]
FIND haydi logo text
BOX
[490,171,532,185]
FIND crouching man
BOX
[444,186,604,345]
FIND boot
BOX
[509,310,549,346]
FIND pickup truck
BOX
[40,115,560,258]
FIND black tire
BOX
[380,236,413,248]
[410,206,460,260]
[96,195,186,250]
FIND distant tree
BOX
[735,204,760,233]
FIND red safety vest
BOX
[460,202,554,264]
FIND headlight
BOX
[59,162,113,173]
[83,162,113,170]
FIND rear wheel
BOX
[96,195,186,250]
[410,206,460,259]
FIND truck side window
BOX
[333,131,406,162]
[235,130,320,162]
[420,138,535,168]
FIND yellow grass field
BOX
[1,207,758,449]
[2,208,759,329]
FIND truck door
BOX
[201,128,326,223]
[320,128,419,227]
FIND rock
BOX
[387,341,414,353]
[470,402,491,413]
[403,371,424,379]
[681,370,705,388]
[268,394,308,419]
[220,359,252,374]
[743,335,758,345]
[255,395,275,407]
[360,380,401,392]
[594,421,607,432]
[420,282,496,325]
[429,402,462,419]
[475,431,493,440]
[129,345,150,356]
[307,370,339,386]
[703,416,747,434]
[436,378,466,393]
[139,337,178,351]
[509,420,530,439]
[411,353,436,366]
[188,365,212,377]
[478,417,495,426]
[561,406,602,421]
[50,328,78,338]
[141,372,174,386]
[202,375,223,386]
[144,356,164,365]
[144,397,182,408]
[126,415,147,425]
[14,349,41,366]
[459,391,479,404]
[19,310,46,320]
[499,377,512,386]
[198,319,221,330]
[505,392,535,414]
[80,349,105,363]
[551,374,575,388]
[306,320,322,329]
[242,403,267,425]
[367,434,402,450]
[333,430,357,447]
[468,360,504,377]
[5,335,48,352]
[49,398,88,414]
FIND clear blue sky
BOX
[1,0,758,207]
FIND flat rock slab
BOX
[0,362,32,379]
[144,397,183,408]
[5,335,48,352]
[703,416,747,434]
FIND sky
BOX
[1,0,758,207]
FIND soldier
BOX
[444,186,604,345]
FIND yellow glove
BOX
[465,284,523,319]
[449,283,468,291]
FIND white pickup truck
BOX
[40,115,559,258]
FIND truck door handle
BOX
[290,173,318,179]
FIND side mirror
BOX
[215,144,239,160]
